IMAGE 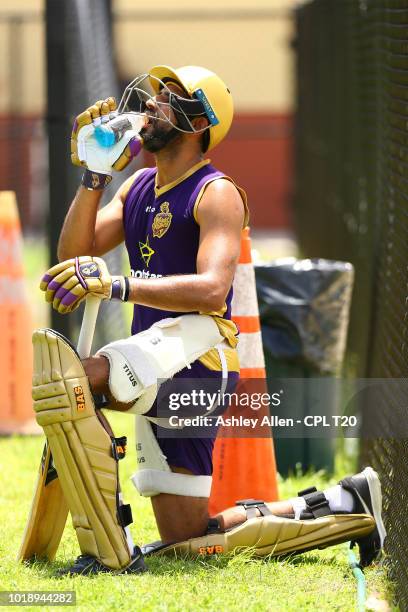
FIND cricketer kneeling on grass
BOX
[25,65,387,575]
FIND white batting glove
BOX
[71,98,144,179]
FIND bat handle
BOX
[77,295,102,359]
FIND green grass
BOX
[0,412,392,612]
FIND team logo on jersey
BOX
[152,202,172,238]
[139,235,155,267]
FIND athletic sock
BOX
[323,485,354,513]
[290,484,355,519]
[290,496,306,520]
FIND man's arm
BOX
[127,179,245,312]
[57,171,142,262]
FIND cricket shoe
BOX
[56,546,147,576]
[338,466,387,566]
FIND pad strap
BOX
[206,518,223,534]
[298,486,331,518]
[111,436,127,461]
[118,504,133,528]
[235,499,273,519]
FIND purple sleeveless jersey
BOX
[123,160,233,335]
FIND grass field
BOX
[1,415,392,612]
[1,236,392,610]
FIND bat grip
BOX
[77,295,102,359]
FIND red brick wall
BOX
[0,116,39,228]
[210,113,293,229]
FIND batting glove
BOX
[71,98,143,182]
[40,256,129,314]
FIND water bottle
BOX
[94,113,145,148]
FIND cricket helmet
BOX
[149,65,234,151]
[117,65,234,152]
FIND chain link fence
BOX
[294,0,408,606]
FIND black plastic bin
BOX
[255,258,354,475]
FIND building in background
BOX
[0,0,45,230]
[0,0,297,230]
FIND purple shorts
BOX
[145,359,239,476]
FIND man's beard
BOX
[140,121,181,153]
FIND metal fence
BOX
[294,0,408,606]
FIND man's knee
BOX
[82,355,136,413]
[82,354,110,395]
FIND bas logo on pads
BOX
[198,545,224,555]
[74,386,86,412]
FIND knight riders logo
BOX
[152,202,172,238]
[79,262,100,277]
[91,173,101,189]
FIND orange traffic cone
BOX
[0,191,38,434]
[209,227,279,515]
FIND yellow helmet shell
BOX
[149,65,234,151]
